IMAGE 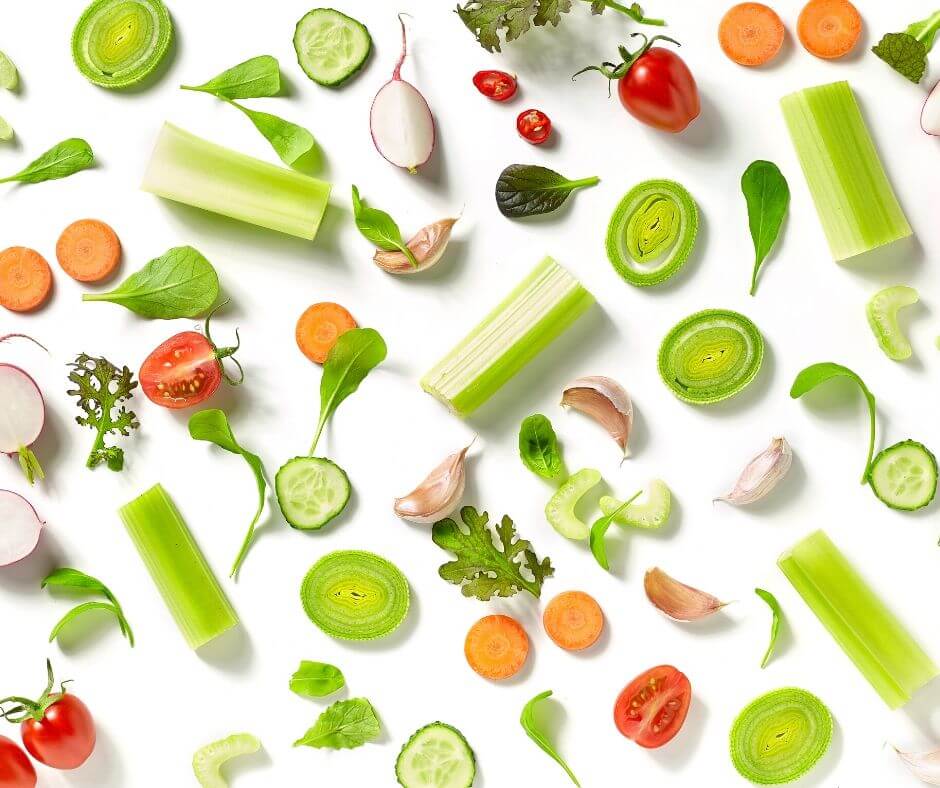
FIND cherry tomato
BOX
[473,70,517,101]
[21,694,95,770]
[613,665,691,748]
[516,108,552,144]
[619,47,700,133]
[0,736,36,788]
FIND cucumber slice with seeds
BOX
[275,456,350,530]
[192,732,261,788]
[868,440,937,511]
[600,479,671,529]
[294,8,372,87]
[396,722,476,788]
[545,468,601,540]
[866,285,919,361]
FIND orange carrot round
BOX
[0,247,53,312]
[56,219,121,283]
[797,0,861,59]
[718,3,786,67]
[464,614,529,680]
[543,590,604,651]
[296,302,358,364]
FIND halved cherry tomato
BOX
[516,108,552,144]
[613,664,691,748]
[0,735,36,787]
[473,70,517,101]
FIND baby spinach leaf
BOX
[0,50,17,90]
[755,588,783,669]
[741,160,789,296]
[227,100,316,166]
[351,185,418,268]
[82,245,219,318]
[495,164,599,218]
[518,414,563,480]
[589,490,641,571]
[289,660,345,698]
[189,409,268,579]
[310,327,387,455]
[293,698,380,749]
[42,567,134,646]
[181,55,280,99]
[520,690,581,787]
[0,138,94,185]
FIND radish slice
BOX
[0,364,45,484]
[923,81,940,136]
[370,16,435,173]
[0,490,42,566]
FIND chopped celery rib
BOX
[142,122,331,240]
[421,257,594,416]
[781,81,911,263]
[119,484,239,649]
[778,530,936,708]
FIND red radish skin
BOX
[922,80,940,136]
[0,364,45,485]
[0,490,43,566]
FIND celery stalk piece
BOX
[778,530,936,708]
[119,484,239,649]
[421,257,594,416]
[780,81,911,263]
[141,122,331,240]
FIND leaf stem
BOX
[583,0,666,26]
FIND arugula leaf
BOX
[520,690,581,786]
[495,164,599,218]
[67,354,139,472]
[42,567,134,646]
[755,588,782,669]
[519,414,564,479]
[351,185,419,268]
[432,506,554,600]
[0,51,17,91]
[293,698,380,749]
[0,138,93,185]
[82,246,219,319]
[289,660,345,698]
[589,490,640,571]
[226,100,316,166]
[189,409,268,579]
[741,160,789,296]
[181,55,281,99]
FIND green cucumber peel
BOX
[42,567,134,646]
[589,490,641,571]
[520,690,580,787]
[192,732,261,787]
[289,660,345,698]
[754,588,782,669]
[518,413,564,480]
[294,697,381,749]
[741,161,789,296]
[866,285,919,361]
[0,138,94,185]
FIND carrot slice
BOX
[56,219,121,283]
[719,3,786,66]
[295,302,358,364]
[0,247,53,312]
[797,0,862,59]
[543,590,604,651]
[464,614,529,680]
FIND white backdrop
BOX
[2,1,940,785]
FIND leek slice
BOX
[119,484,239,649]
[421,257,594,416]
[780,81,911,262]
[778,530,937,708]
[141,122,331,240]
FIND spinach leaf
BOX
[755,588,782,669]
[181,55,281,99]
[741,160,789,296]
[495,164,598,218]
[589,490,640,571]
[0,138,94,185]
[520,690,581,787]
[82,246,219,318]
[518,414,563,479]
[227,100,316,166]
[351,185,418,268]
[189,409,268,579]
[0,50,17,90]
[310,327,387,455]
[293,698,380,749]
[289,660,345,698]
[42,567,134,646]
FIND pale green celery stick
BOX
[421,257,594,416]
[781,81,911,263]
[779,530,936,708]
[141,122,331,240]
[119,484,238,649]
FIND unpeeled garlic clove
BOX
[373,217,458,274]
[561,376,633,456]
[894,745,940,784]
[715,436,792,506]
[394,443,471,523]
[644,567,726,622]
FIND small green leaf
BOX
[0,138,94,185]
[755,588,783,669]
[495,164,599,218]
[42,568,133,645]
[181,55,280,99]
[228,101,316,166]
[518,414,563,480]
[520,690,580,787]
[589,490,641,571]
[350,185,418,268]
[0,50,18,90]
[741,160,789,295]
[48,601,124,643]
[289,660,346,698]
[293,698,380,749]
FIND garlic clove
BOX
[373,217,458,274]
[715,437,793,506]
[644,567,726,621]
[394,443,471,524]
[561,375,633,456]
[894,745,940,784]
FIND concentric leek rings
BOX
[658,308,764,405]
[72,0,173,89]
[301,550,410,641]
[730,687,832,785]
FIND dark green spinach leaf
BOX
[741,160,789,296]
[518,414,563,479]
[495,164,598,218]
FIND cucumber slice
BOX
[866,285,919,361]
[192,732,260,788]
[599,479,671,529]
[275,456,350,530]
[544,468,601,540]
[294,8,372,87]
[396,722,476,788]
[868,440,937,511]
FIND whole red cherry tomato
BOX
[472,70,517,101]
[0,736,36,788]
[613,664,691,748]
[516,108,552,144]
[140,305,243,409]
